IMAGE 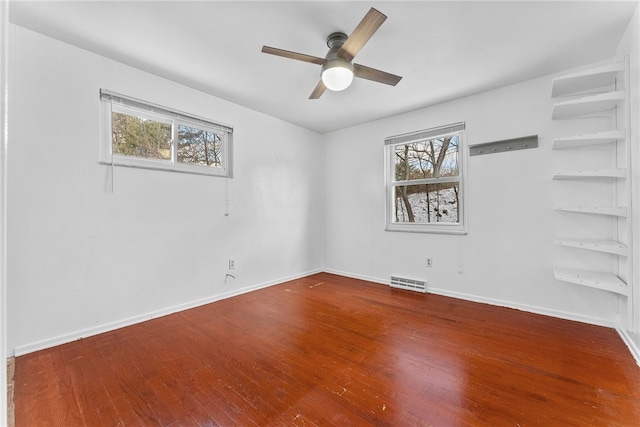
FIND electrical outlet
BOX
[228,259,235,270]
[426,257,433,268]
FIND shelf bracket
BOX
[469,135,538,156]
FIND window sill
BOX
[385,224,467,235]
[99,156,231,178]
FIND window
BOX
[385,122,466,234]
[100,90,232,177]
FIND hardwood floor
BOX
[14,273,640,426]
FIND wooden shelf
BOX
[552,91,624,119]
[554,206,627,217]
[552,129,625,150]
[553,239,628,256]
[552,169,626,180]
[551,62,624,97]
[553,268,628,295]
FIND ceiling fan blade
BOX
[309,80,327,99]
[354,63,402,86]
[261,46,326,65]
[337,8,387,62]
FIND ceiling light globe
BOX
[321,60,354,91]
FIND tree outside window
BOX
[100,90,232,177]
[385,124,466,234]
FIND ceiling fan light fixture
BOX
[262,8,401,99]
[321,59,354,91]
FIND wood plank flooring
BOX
[14,273,640,426]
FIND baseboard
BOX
[13,268,627,358]
[617,328,640,367]
[427,286,617,328]
[323,268,389,287]
[328,268,640,362]
[323,268,618,328]
[13,268,322,356]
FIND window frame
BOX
[99,90,233,177]
[384,122,467,234]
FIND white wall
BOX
[615,2,640,360]
[322,70,624,326]
[1,1,8,425]
[7,25,324,355]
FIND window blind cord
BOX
[109,101,114,194]
[224,177,230,216]
[110,151,115,194]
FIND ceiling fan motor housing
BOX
[323,32,352,65]
[326,32,348,49]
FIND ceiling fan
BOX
[261,7,402,99]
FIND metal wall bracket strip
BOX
[469,135,538,156]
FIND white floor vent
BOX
[390,276,427,293]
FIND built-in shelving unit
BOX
[551,59,631,306]
[552,91,625,119]
[553,239,627,256]
[552,169,626,180]
[552,129,625,150]
[553,206,627,217]
[553,268,628,296]
[551,62,625,97]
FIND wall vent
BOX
[390,276,427,293]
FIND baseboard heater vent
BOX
[390,276,427,293]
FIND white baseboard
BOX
[323,268,389,286]
[326,269,640,361]
[323,268,618,328]
[13,268,633,360]
[13,268,322,357]
[427,286,618,328]
[617,328,640,367]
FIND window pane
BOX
[177,125,222,168]
[111,112,172,160]
[393,135,459,181]
[393,182,459,223]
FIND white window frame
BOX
[99,90,233,177]
[384,122,467,234]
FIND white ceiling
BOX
[9,1,639,133]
